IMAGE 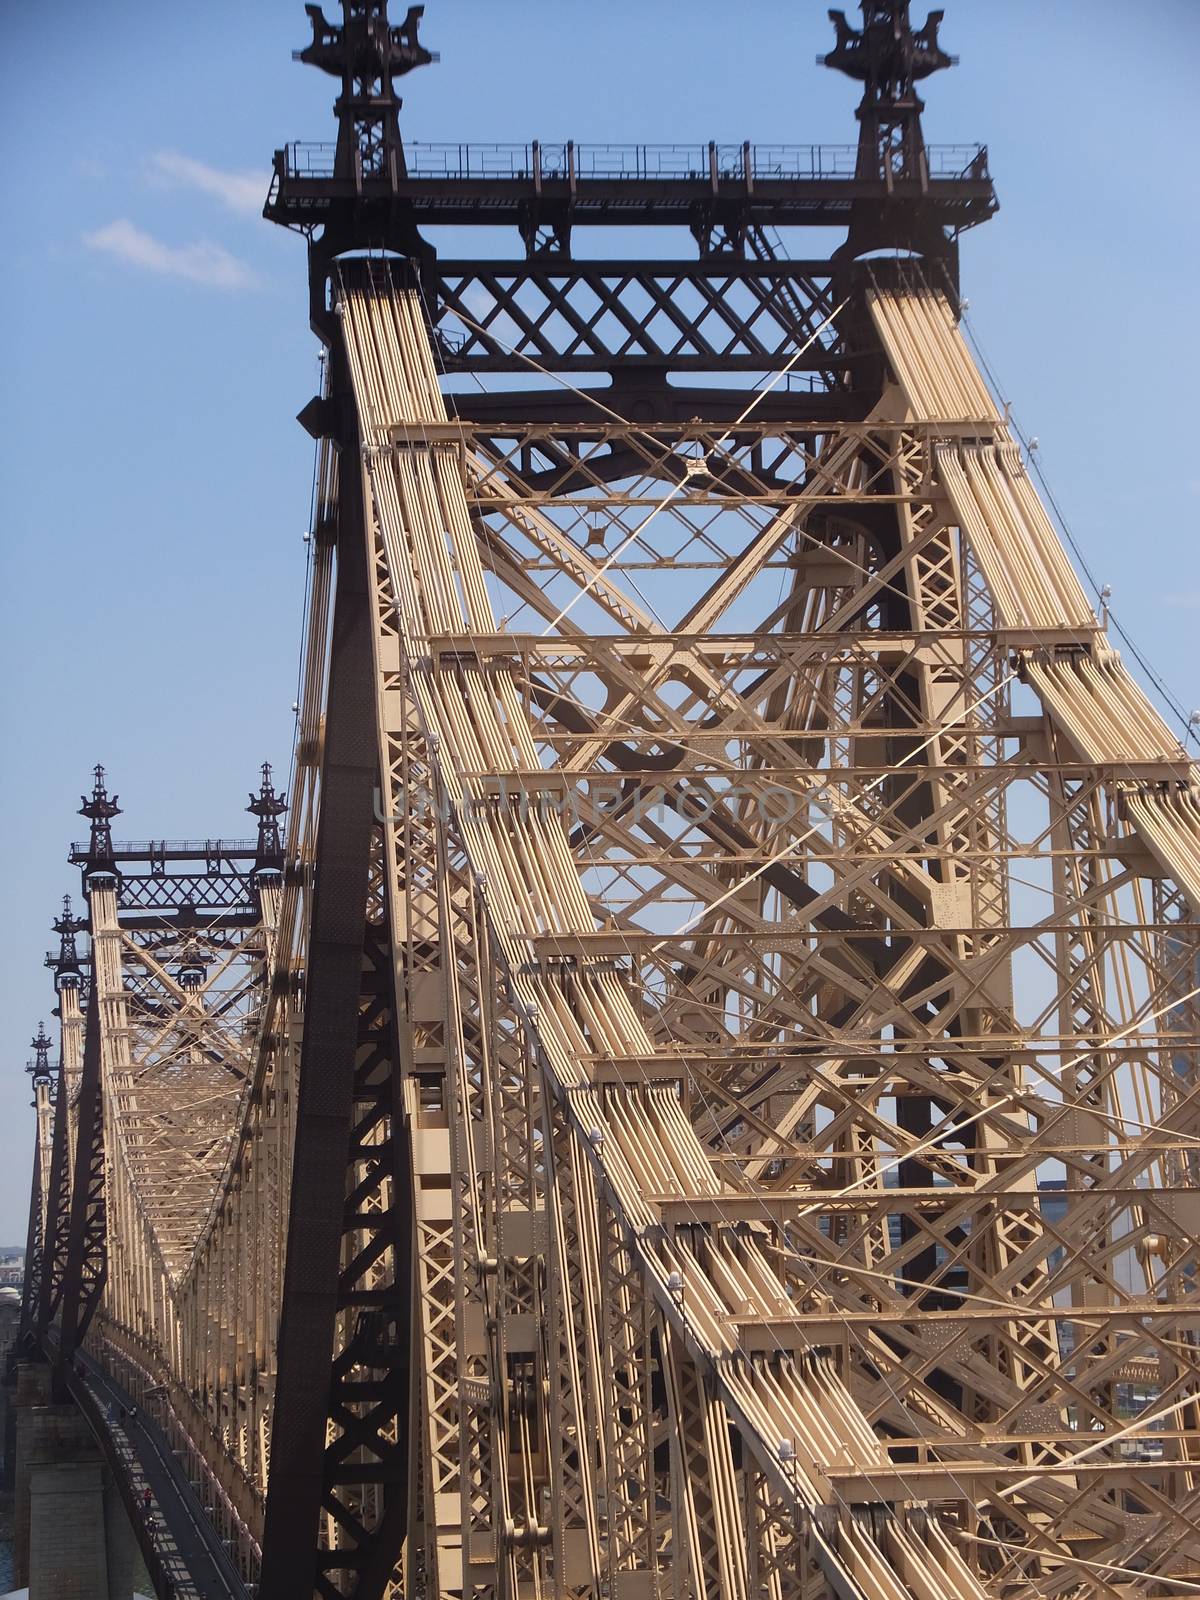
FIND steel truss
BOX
[26,780,301,1582]
[20,5,1200,1599]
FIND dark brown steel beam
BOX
[35,1058,71,1340]
[55,981,106,1392]
[259,360,394,1599]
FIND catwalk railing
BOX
[278,139,990,183]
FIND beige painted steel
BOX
[68,273,1200,1598]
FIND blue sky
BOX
[0,0,1196,1242]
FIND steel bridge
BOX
[13,3,1200,1597]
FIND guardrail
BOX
[279,139,988,185]
[65,1360,188,1599]
[68,838,259,858]
[75,1339,255,1597]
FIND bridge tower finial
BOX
[28,1022,53,1087]
[298,3,438,188]
[51,895,86,989]
[79,764,121,886]
[822,2,955,184]
[80,764,120,856]
[248,761,288,880]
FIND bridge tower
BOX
[22,3,1200,1598]
[247,0,1200,1594]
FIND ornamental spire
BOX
[28,1022,53,1087]
[79,764,121,881]
[298,3,437,187]
[248,761,288,879]
[822,2,954,184]
[51,895,86,990]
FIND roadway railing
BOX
[89,1318,263,1578]
[65,1355,247,1599]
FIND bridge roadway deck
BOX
[71,1351,247,1600]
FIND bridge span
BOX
[13,3,1200,1598]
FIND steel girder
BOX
[20,7,1200,1599]
[31,273,1200,1593]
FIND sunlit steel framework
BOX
[18,3,1200,1597]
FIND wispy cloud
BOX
[146,151,265,217]
[83,219,259,290]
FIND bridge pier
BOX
[12,1360,150,1600]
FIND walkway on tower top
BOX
[269,136,993,228]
